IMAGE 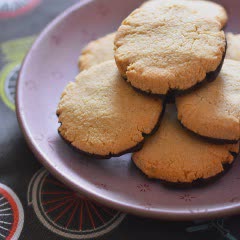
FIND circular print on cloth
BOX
[0,36,36,111]
[28,169,126,239]
[4,65,20,106]
[4,65,19,110]
[0,0,41,19]
[0,183,24,240]
[0,64,19,111]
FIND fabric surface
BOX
[0,0,240,239]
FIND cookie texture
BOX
[176,59,240,142]
[141,0,228,27]
[78,32,116,70]
[114,0,226,95]
[57,60,163,158]
[226,33,240,61]
[132,105,239,183]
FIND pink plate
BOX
[16,0,240,220]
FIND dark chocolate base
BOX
[57,101,166,159]
[179,120,239,145]
[124,42,227,100]
[132,151,239,188]
[58,130,145,159]
[161,159,236,189]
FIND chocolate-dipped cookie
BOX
[132,105,239,183]
[114,0,227,95]
[57,60,164,158]
[176,59,240,143]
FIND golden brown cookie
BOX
[226,33,240,61]
[114,0,227,95]
[132,105,239,183]
[78,32,116,70]
[57,60,164,158]
[141,0,228,27]
[176,59,240,143]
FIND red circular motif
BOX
[0,188,19,240]
[0,185,24,240]
[0,0,41,19]
[28,170,126,239]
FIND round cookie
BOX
[57,60,164,158]
[78,32,116,71]
[132,105,239,183]
[226,33,240,61]
[114,0,227,95]
[176,59,240,143]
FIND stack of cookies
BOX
[57,0,240,184]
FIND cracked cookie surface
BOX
[176,59,240,142]
[78,32,116,71]
[141,0,228,27]
[114,0,227,95]
[132,105,239,183]
[57,60,163,158]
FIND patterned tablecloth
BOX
[0,0,240,239]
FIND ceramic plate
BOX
[16,0,240,220]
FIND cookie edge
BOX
[121,40,227,97]
[131,151,238,185]
[56,101,166,159]
[178,119,239,144]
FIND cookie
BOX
[176,59,240,143]
[78,32,116,71]
[141,0,228,27]
[132,105,239,183]
[57,60,164,158]
[114,0,227,95]
[226,33,240,61]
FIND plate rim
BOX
[16,0,240,220]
